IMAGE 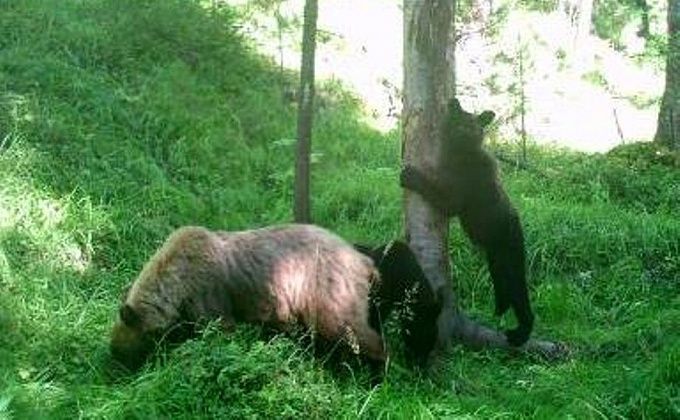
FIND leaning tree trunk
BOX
[655,0,680,150]
[403,0,564,359]
[294,0,319,222]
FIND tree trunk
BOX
[403,0,565,359]
[636,0,651,39]
[655,0,680,150]
[294,0,318,222]
[403,0,456,351]
[574,0,593,48]
[567,0,594,73]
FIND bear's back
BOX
[217,224,377,330]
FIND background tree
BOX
[294,0,318,222]
[655,0,679,149]
[574,0,594,68]
[403,0,563,357]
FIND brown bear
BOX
[110,224,441,372]
[400,97,534,347]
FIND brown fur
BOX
[110,224,386,371]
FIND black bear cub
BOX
[355,241,442,368]
[400,98,534,346]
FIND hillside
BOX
[0,0,678,418]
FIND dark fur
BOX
[354,241,442,368]
[400,98,534,346]
[110,225,439,373]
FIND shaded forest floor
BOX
[0,1,678,418]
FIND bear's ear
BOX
[119,304,141,327]
[478,110,495,128]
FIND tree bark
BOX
[655,0,680,150]
[403,0,456,351]
[403,0,566,360]
[294,0,318,222]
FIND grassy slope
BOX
[0,0,678,418]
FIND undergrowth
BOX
[0,0,678,418]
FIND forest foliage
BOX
[0,0,678,418]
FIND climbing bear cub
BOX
[400,98,534,346]
[110,224,441,372]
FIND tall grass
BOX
[0,0,678,418]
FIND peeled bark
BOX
[402,0,566,360]
[655,0,680,150]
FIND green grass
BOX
[1,0,678,418]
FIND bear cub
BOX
[400,98,534,346]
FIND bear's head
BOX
[445,97,495,152]
[361,241,444,368]
[110,304,156,371]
